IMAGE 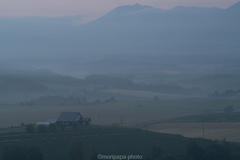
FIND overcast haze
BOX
[1,0,240,23]
[0,0,240,100]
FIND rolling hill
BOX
[0,3,240,101]
[0,2,240,75]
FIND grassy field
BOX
[1,98,240,128]
[1,98,240,146]
[0,126,184,160]
[146,108,240,143]
[147,122,240,143]
[1,98,240,159]
[0,126,240,160]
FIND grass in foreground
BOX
[0,125,240,160]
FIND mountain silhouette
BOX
[0,2,240,74]
[227,1,240,12]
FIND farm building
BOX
[56,112,91,126]
[36,119,57,126]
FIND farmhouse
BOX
[56,112,91,126]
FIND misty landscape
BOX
[0,1,240,160]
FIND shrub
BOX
[48,123,56,132]
[60,124,66,131]
[37,124,47,133]
[72,122,79,129]
[25,124,35,133]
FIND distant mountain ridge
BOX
[0,2,240,76]
[78,2,240,47]
[106,3,159,16]
[227,1,240,11]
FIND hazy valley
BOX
[0,3,240,159]
[0,2,240,104]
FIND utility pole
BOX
[121,115,123,126]
[202,121,205,139]
[98,114,101,125]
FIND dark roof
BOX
[82,117,91,122]
[57,112,82,122]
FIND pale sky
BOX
[1,0,239,22]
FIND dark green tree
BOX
[60,123,66,131]
[37,124,48,133]
[105,97,116,103]
[204,143,231,160]
[20,123,25,127]
[48,123,56,132]
[25,123,35,133]
[72,122,79,129]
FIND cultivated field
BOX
[1,98,240,142]
[0,103,187,128]
[147,122,240,143]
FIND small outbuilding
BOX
[36,122,51,126]
[36,119,57,126]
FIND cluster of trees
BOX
[209,89,240,98]
[94,97,116,104]
[25,123,58,133]
[21,95,118,106]
[32,95,88,105]
[24,122,84,134]
[86,75,193,95]
[19,101,35,106]
[186,141,232,160]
